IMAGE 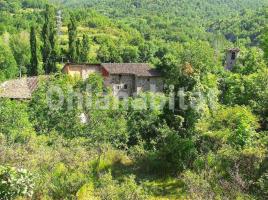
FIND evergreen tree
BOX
[262,27,268,62]
[75,38,82,63]
[68,14,77,62]
[29,26,38,76]
[41,4,57,74]
[81,34,90,62]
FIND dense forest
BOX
[0,0,268,199]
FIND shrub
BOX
[118,175,147,200]
[196,106,259,149]
[94,171,147,200]
[132,125,197,175]
[0,166,34,200]
[49,163,89,199]
[258,171,268,199]
[182,170,215,200]
[0,99,35,143]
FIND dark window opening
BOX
[231,52,236,60]
[147,78,150,81]
[124,84,128,89]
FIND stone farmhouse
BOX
[0,63,163,99]
[62,63,164,98]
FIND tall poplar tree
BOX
[68,14,77,62]
[75,38,82,63]
[29,26,38,76]
[262,28,268,62]
[81,34,90,62]
[42,4,57,74]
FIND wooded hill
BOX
[0,0,268,199]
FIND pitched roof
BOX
[227,48,240,52]
[0,76,46,99]
[101,63,162,77]
[62,63,101,71]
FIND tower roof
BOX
[227,48,240,52]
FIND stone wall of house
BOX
[105,75,164,97]
[81,65,101,79]
[107,75,135,98]
[136,77,150,94]
[136,77,163,94]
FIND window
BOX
[124,84,128,89]
[231,52,236,60]
[117,85,120,90]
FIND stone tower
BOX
[225,48,240,70]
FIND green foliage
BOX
[95,172,147,200]
[258,171,268,199]
[0,99,35,142]
[29,74,84,137]
[182,170,215,200]
[29,26,39,76]
[49,162,88,199]
[75,38,82,62]
[0,1,268,199]
[81,34,90,62]
[147,125,196,174]
[231,47,266,74]
[121,45,139,62]
[221,66,268,129]
[0,37,18,82]
[9,31,31,76]
[0,165,34,200]
[42,4,57,74]
[262,25,268,61]
[97,39,123,63]
[197,106,259,149]
[68,14,78,62]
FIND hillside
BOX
[50,0,268,43]
[0,0,268,199]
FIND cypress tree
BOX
[68,15,77,62]
[42,4,57,74]
[81,34,90,62]
[262,28,268,61]
[76,38,82,63]
[29,26,38,76]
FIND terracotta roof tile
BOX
[0,76,48,99]
[101,63,162,77]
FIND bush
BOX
[258,171,268,199]
[0,99,35,143]
[182,170,215,200]
[95,171,147,200]
[0,166,34,200]
[49,163,89,200]
[132,125,197,175]
[196,105,259,149]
